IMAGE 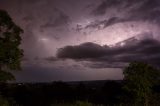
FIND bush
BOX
[0,96,10,106]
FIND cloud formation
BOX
[84,17,125,30]
[91,0,121,16]
[57,42,111,59]
[41,9,71,29]
[82,0,160,31]
[57,35,160,68]
[1,0,160,81]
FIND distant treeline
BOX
[0,80,160,106]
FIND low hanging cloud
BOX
[56,35,160,68]
[57,42,108,59]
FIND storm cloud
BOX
[57,35,160,68]
[1,0,160,82]
[82,0,160,30]
[91,0,121,16]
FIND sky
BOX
[0,0,160,82]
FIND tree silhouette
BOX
[0,10,23,82]
[123,62,160,106]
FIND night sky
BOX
[1,0,160,82]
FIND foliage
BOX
[0,70,15,82]
[0,9,23,82]
[0,95,10,106]
[0,80,160,106]
[123,62,160,105]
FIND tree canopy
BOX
[0,10,23,82]
[123,62,160,106]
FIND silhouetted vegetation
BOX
[123,62,160,106]
[0,79,159,106]
[0,9,23,82]
[0,9,23,106]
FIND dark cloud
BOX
[57,42,108,59]
[45,56,58,62]
[133,0,159,12]
[84,17,125,30]
[41,10,71,29]
[127,0,160,22]
[91,0,160,16]
[85,0,160,30]
[91,1,108,16]
[91,0,121,16]
[103,17,124,27]
[57,34,160,68]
